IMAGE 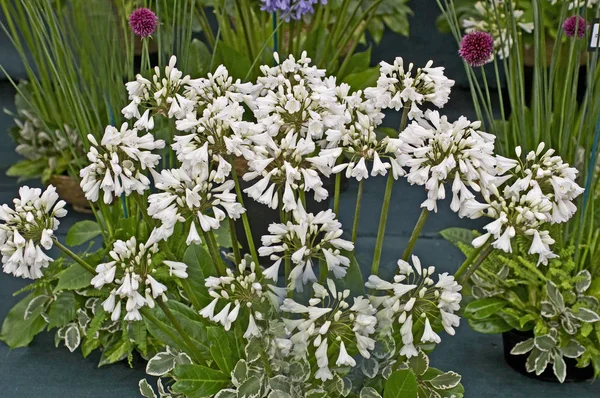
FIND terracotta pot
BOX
[48,175,92,214]
[502,330,593,383]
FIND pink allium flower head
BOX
[129,8,158,38]
[459,31,494,67]
[563,15,587,38]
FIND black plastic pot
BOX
[502,330,594,383]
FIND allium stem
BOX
[351,179,364,243]
[228,218,242,266]
[333,172,342,214]
[370,172,394,277]
[53,239,96,275]
[229,157,260,265]
[401,208,429,261]
[154,300,203,364]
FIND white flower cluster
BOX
[463,143,584,265]
[79,124,165,204]
[280,279,377,381]
[259,200,353,291]
[364,57,455,118]
[92,237,187,321]
[147,166,245,246]
[122,56,192,123]
[199,259,281,338]
[462,1,533,59]
[366,255,462,358]
[396,110,497,212]
[0,186,66,279]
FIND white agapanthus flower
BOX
[123,55,192,122]
[462,143,583,265]
[92,237,187,321]
[259,200,353,291]
[462,1,534,59]
[396,110,497,212]
[146,166,245,246]
[79,124,165,204]
[0,185,66,279]
[279,279,378,381]
[366,255,462,358]
[364,58,455,118]
[199,259,281,337]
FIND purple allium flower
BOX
[459,31,494,67]
[129,8,158,38]
[563,15,587,39]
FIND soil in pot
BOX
[502,329,594,382]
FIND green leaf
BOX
[341,67,380,92]
[64,324,81,352]
[575,270,592,293]
[55,263,93,291]
[207,326,236,374]
[340,47,372,79]
[338,254,364,296]
[25,294,51,319]
[98,335,131,366]
[47,291,78,329]
[0,293,47,348]
[6,158,46,179]
[172,365,229,397]
[360,387,383,398]
[429,371,461,390]
[188,39,212,77]
[216,43,252,80]
[464,298,507,320]
[546,282,565,311]
[439,228,476,249]
[553,353,567,383]
[467,317,512,334]
[510,338,534,355]
[562,339,585,358]
[268,375,291,394]
[238,375,262,398]
[384,369,418,398]
[572,308,600,323]
[146,351,176,376]
[65,220,102,246]
[588,278,600,299]
[408,350,429,376]
[139,379,157,398]
[534,335,557,352]
[232,359,248,387]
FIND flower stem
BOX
[203,230,227,276]
[155,300,203,364]
[454,243,485,279]
[370,172,394,277]
[229,157,260,265]
[53,239,95,275]
[228,218,242,266]
[333,172,341,215]
[351,179,364,243]
[457,243,493,285]
[401,208,429,261]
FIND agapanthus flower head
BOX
[563,15,587,38]
[129,8,158,38]
[279,279,377,381]
[459,31,495,67]
[259,200,353,291]
[397,110,497,213]
[0,185,66,279]
[364,58,455,119]
[92,237,186,322]
[260,0,327,21]
[146,166,245,246]
[200,259,280,337]
[79,124,165,204]
[365,255,462,358]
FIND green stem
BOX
[401,208,429,261]
[333,172,342,215]
[370,172,394,277]
[459,244,493,285]
[454,242,486,279]
[228,218,242,266]
[205,230,227,276]
[155,300,203,363]
[351,179,364,243]
[53,239,95,275]
[229,157,260,265]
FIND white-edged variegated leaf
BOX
[342,377,352,396]
[232,359,248,387]
[572,308,600,323]
[535,351,550,375]
[510,338,534,355]
[553,353,567,383]
[25,295,50,320]
[576,270,592,293]
[534,335,556,352]
[360,386,383,398]
[429,371,461,390]
[361,357,380,378]
[139,379,157,398]
[238,375,262,398]
[214,389,237,398]
[408,350,429,376]
[268,392,292,398]
[561,339,586,358]
[268,375,291,394]
[306,388,328,398]
[76,308,91,329]
[546,282,565,311]
[289,359,310,383]
[382,365,394,380]
[146,352,176,376]
[540,301,556,318]
[175,352,193,366]
[65,324,81,352]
